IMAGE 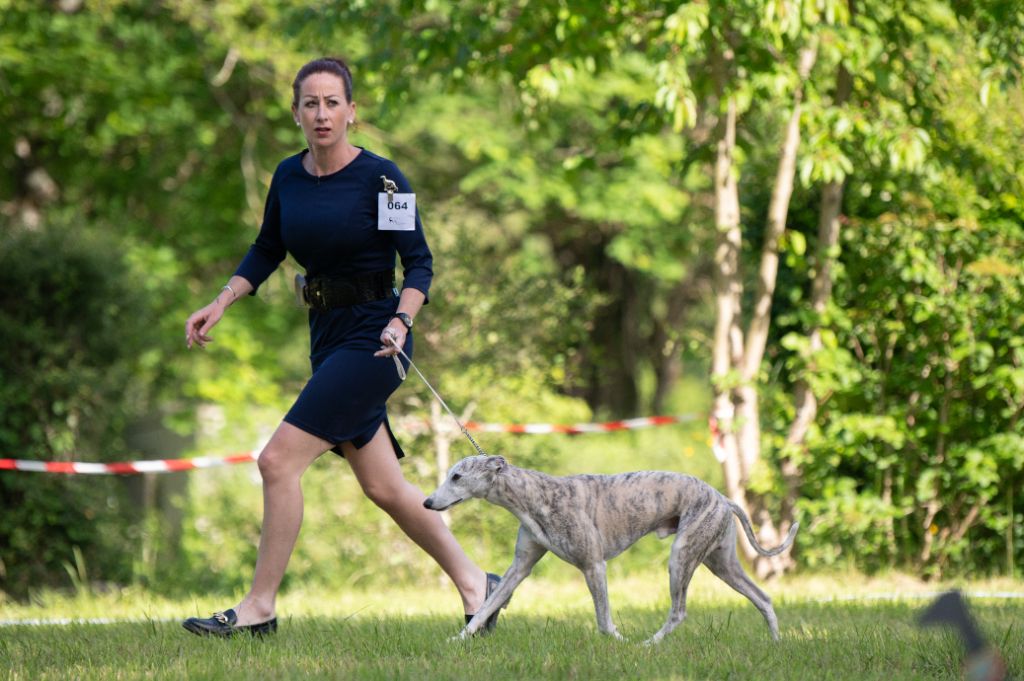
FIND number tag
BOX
[377,193,416,231]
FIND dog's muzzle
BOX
[423,497,464,512]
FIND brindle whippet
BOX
[423,455,798,644]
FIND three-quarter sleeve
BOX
[233,167,287,294]
[381,160,434,302]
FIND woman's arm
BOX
[184,275,254,350]
[374,287,425,357]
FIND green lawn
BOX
[2,569,1021,680]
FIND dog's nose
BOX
[423,498,433,509]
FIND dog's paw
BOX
[448,629,472,643]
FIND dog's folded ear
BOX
[487,455,507,473]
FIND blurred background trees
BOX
[0,0,1020,599]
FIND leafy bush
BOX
[0,225,159,598]
[784,209,1024,577]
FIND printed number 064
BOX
[388,202,408,210]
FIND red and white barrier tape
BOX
[0,414,701,475]
[0,453,257,475]
[464,414,698,435]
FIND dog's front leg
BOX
[454,527,548,640]
[582,561,624,640]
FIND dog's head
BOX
[422,455,507,512]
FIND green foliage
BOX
[2,0,1023,596]
[783,208,1024,576]
[0,226,160,597]
[753,0,1024,577]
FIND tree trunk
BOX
[735,44,817,576]
[706,37,821,574]
[545,222,645,417]
[782,177,845,489]
[778,54,855,569]
[708,42,753,557]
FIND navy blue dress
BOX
[233,148,433,458]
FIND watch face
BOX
[396,312,413,328]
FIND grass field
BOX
[2,567,1021,680]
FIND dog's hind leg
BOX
[702,523,780,640]
[643,520,716,645]
[459,527,547,639]
[581,560,624,640]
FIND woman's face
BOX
[292,72,355,149]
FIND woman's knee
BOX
[257,445,299,484]
[256,423,328,484]
[361,478,409,511]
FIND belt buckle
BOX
[298,274,327,309]
[310,282,325,309]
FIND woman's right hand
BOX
[185,300,226,350]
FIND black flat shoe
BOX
[182,608,278,638]
[465,572,510,632]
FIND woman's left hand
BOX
[375,323,406,357]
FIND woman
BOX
[182,57,500,637]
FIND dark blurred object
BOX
[918,590,1009,681]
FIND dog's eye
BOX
[451,473,462,482]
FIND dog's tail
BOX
[726,501,799,557]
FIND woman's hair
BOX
[291,57,353,105]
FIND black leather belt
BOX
[299,270,396,310]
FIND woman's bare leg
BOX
[342,425,487,614]
[233,421,330,626]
